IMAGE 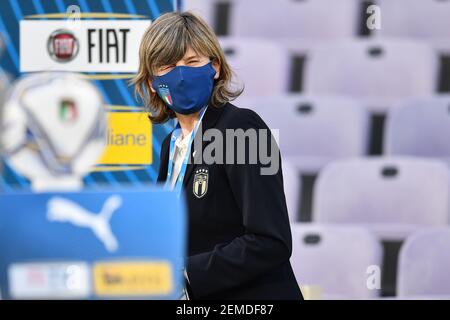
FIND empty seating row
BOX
[240,94,450,163]
[185,0,450,51]
[313,157,450,240]
[218,38,440,109]
[291,224,450,299]
[283,156,450,234]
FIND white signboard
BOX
[20,20,151,73]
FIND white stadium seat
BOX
[376,0,450,52]
[183,0,221,29]
[313,157,450,240]
[238,95,369,168]
[184,0,360,39]
[282,157,301,222]
[398,228,450,298]
[219,37,290,98]
[239,95,370,223]
[304,39,439,113]
[385,95,450,165]
[230,0,360,39]
[290,224,382,299]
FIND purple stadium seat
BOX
[184,0,360,40]
[398,228,450,298]
[313,157,450,240]
[290,223,382,299]
[282,158,301,222]
[385,95,450,164]
[238,95,369,168]
[183,0,219,29]
[376,0,450,52]
[230,0,360,39]
[304,39,439,113]
[238,95,370,223]
[218,38,290,98]
[376,295,450,300]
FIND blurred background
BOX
[1,0,450,299]
[184,0,450,300]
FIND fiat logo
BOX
[47,29,79,63]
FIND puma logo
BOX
[46,195,121,252]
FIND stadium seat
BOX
[239,95,370,222]
[313,157,450,240]
[219,37,290,97]
[184,0,360,39]
[376,0,450,51]
[290,224,382,299]
[385,95,450,165]
[230,0,360,39]
[304,39,439,113]
[183,0,221,29]
[398,228,450,298]
[282,157,301,222]
[238,95,369,167]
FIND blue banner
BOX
[0,0,178,191]
[0,188,186,299]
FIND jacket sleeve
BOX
[186,108,293,298]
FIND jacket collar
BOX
[182,103,227,186]
[201,103,226,132]
[158,103,227,185]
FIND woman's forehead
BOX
[182,47,204,60]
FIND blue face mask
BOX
[152,61,216,115]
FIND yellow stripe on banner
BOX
[107,105,145,111]
[25,13,148,19]
[80,74,136,80]
[93,261,173,297]
[97,112,152,165]
[91,166,145,172]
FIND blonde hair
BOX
[132,12,242,124]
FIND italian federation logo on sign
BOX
[158,84,172,106]
[47,29,79,63]
[59,99,78,123]
[193,168,208,198]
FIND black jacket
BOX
[157,102,303,300]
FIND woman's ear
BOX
[212,60,220,80]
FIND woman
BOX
[134,12,302,300]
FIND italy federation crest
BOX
[193,168,209,198]
[158,84,172,106]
